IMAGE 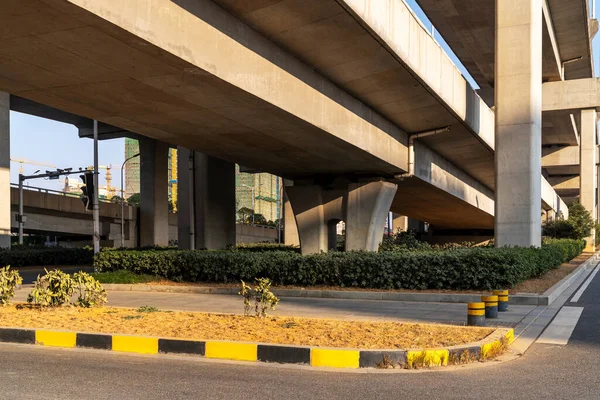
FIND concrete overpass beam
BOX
[495,0,543,247]
[580,109,597,251]
[346,182,398,252]
[543,78,600,112]
[139,137,169,247]
[177,148,236,250]
[0,92,9,249]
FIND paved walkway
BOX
[14,287,533,327]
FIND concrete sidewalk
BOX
[14,288,533,327]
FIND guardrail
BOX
[10,183,115,204]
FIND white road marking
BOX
[537,306,584,345]
[571,264,600,303]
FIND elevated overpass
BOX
[7,186,277,246]
[0,0,590,252]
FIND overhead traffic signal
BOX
[80,171,95,211]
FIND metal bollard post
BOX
[493,290,509,312]
[481,295,498,319]
[467,302,486,326]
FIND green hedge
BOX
[0,247,94,268]
[93,239,585,291]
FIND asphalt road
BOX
[3,267,600,399]
[0,341,596,399]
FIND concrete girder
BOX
[0,0,408,178]
[214,0,497,189]
[543,78,600,113]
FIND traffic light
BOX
[80,171,95,211]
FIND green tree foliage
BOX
[543,202,594,242]
[567,202,595,240]
[127,193,141,207]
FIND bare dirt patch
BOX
[0,306,493,350]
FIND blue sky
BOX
[9,0,599,191]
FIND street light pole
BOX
[18,174,24,244]
[121,152,140,248]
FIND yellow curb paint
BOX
[205,342,257,362]
[112,336,158,354]
[505,329,515,345]
[480,340,502,359]
[35,330,77,348]
[311,349,360,369]
[406,349,449,368]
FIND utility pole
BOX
[18,174,24,244]
[92,120,100,254]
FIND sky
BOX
[8,0,600,192]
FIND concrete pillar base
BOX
[286,181,397,254]
[0,92,9,249]
[283,180,300,247]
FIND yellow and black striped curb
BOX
[0,327,514,369]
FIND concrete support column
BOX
[546,209,555,222]
[286,181,397,254]
[580,109,597,251]
[285,185,327,254]
[139,138,170,247]
[494,0,543,247]
[177,148,236,250]
[0,93,9,249]
[392,214,408,233]
[346,182,398,251]
[282,180,300,246]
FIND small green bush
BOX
[73,272,107,308]
[543,220,577,239]
[0,266,23,306]
[0,247,93,268]
[94,239,585,291]
[239,278,279,318]
[91,270,162,284]
[27,269,74,307]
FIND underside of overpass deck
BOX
[0,0,572,250]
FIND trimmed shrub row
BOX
[93,239,585,291]
[0,247,94,268]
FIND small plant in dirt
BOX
[0,266,23,306]
[27,269,74,308]
[73,272,107,308]
[239,278,280,318]
[137,305,159,313]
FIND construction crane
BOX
[87,165,115,198]
[10,158,56,175]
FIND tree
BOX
[568,202,594,240]
[238,207,254,223]
[110,195,123,204]
[127,193,141,207]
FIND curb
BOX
[99,252,600,306]
[0,326,514,369]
